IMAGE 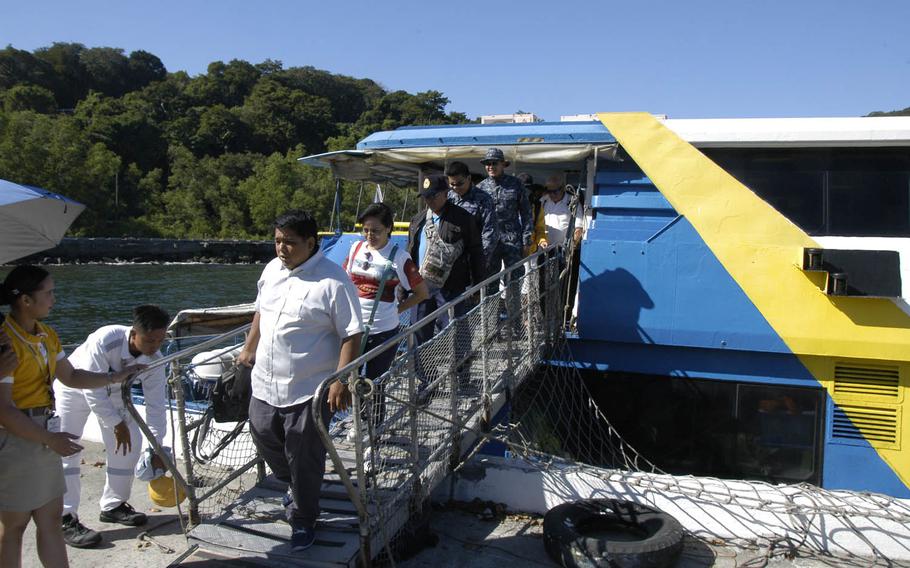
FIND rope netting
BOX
[495,340,910,565]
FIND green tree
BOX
[80,46,133,97]
[240,77,333,154]
[0,45,57,93]
[149,146,264,237]
[239,145,336,234]
[0,44,474,238]
[329,89,468,150]
[0,110,121,233]
[185,59,260,108]
[74,91,167,172]
[192,104,250,156]
[127,50,167,89]
[3,84,57,113]
[277,66,383,123]
[33,42,89,109]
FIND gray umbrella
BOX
[0,179,86,264]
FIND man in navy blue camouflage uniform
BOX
[446,160,498,266]
[477,148,533,272]
[477,148,533,325]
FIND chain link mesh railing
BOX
[313,248,564,564]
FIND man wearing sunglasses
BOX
[537,174,583,250]
[445,161,498,266]
[477,148,533,328]
[476,148,533,271]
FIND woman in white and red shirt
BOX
[344,203,428,426]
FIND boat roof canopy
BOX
[298,144,615,185]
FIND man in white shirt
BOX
[537,174,583,250]
[238,209,363,553]
[55,305,170,548]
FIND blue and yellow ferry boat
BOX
[302,112,910,498]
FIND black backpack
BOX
[210,364,252,423]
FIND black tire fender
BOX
[543,499,684,568]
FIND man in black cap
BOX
[407,175,486,346]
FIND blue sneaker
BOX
[290,523,315,552]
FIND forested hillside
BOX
[0,43,470,237]
[868,107,910,117]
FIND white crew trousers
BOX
[57,385,142,515]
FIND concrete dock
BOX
[23,441,839,568]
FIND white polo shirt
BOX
[540,193,583,247]
[252,251,363,407]
[58,325,167,443]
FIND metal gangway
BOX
[125,248,566,567]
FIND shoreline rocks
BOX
[12,237,274,265]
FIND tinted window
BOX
[704,147,910,237]
[585,371,824,485]
[828,170,910,235]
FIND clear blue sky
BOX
[3,0,908,121]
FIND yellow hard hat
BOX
[148,475,187,508]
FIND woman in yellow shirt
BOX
[0,266,141,568]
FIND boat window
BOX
[584,370,824,485]
[828,170,910,236]
[703,147,910,237]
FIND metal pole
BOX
[354,182,364,229]
[505,264,515,393]
[350,368,372,568]
[408,333,420,480]
[525,258,534,370]
[480,285,491,431]
[447,305,460,479]
[333,178,343,235]
[311,379,372,561]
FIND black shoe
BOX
[290,521,315,552]
[99,502,147,527]
[62,514,102,549]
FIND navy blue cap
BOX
[480,148,509,165]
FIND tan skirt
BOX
[0,416,65,512]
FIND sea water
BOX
[0,263,263,345]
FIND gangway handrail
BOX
[321,247,555,385]
[312,245,561,565]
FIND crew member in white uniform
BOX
[54,305,170,548]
